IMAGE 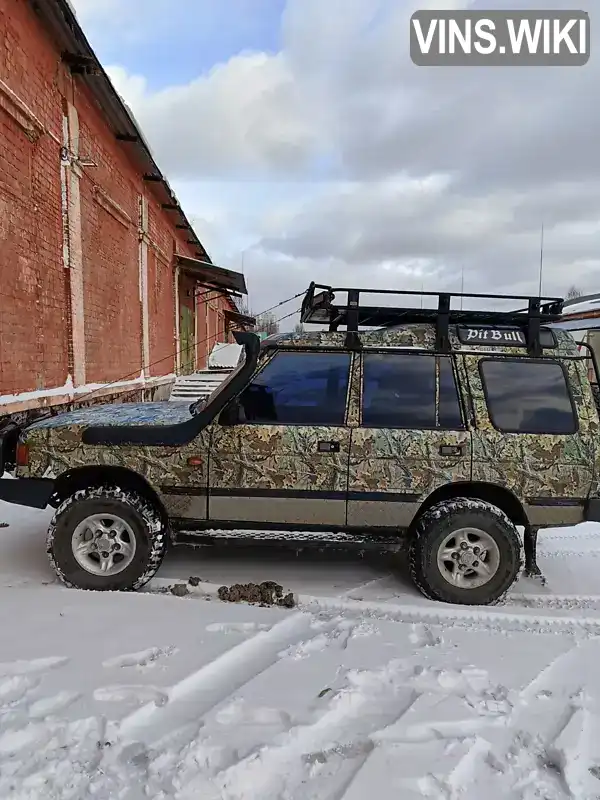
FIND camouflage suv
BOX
[1,283,599,606]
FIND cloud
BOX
[105,52,318,179]
[70,0,600,328]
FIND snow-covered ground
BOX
[2,499,600,799]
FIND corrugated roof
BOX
[208,342,243,369]
[29,0,211,263]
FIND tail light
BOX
[16,442,29,467]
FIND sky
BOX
[69,0,600,327]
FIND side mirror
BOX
[219,400,240,426]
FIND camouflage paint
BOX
[16,322,599,530]
[23,425,212,522]
[270,325,577,356]
[466,353,594,511]
[208,424,352,525]
[347,427,471,526]
[271,325,439,350]
[346,352,361,428]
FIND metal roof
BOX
[30,0,211,263]
[176,255,247,295]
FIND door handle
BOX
[317,440,340,453]
[439,443,466,457]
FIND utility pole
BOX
[538,223,544,297]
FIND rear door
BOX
[208,349,353,526]
[348,351,472,528]
[467,354,594,525]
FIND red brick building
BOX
[0,0,253,419]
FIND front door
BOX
[208,350,353,526]
[466,354,595,525]
[348,351,472,527]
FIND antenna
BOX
[460,268,464,310]
[538,222,544,297]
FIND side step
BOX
[174,527,406,552]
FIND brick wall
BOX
[0,0,67,395]
[0,0,237,405]
[76,85,142,385]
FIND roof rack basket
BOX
[300,282,565,356]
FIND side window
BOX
[362,353,464,429]
[363,353,435,428]
[238,351,351,426]
[479,359,577,434]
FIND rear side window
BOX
[239,351,351,426]
[479,359,577,434]
[362,353,463,429]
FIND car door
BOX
[348,351,472,528]
[467,354,594,525]
[208,349,353,526]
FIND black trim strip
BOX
[526,497,585,507]
[348,491,420,502]
[161,487,344,500]
[81,332,260,447]
[162,487,421,502]
[214,488,345,500]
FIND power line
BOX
[71,290,306,405]
[538,222,545,298]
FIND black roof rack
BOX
[300,282,565,356]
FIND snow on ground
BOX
[2,500,600,799]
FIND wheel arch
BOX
[415,481,528,528]
[51,465,169,527]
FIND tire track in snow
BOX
[504,594,600,614]
[454,643,590,798]
[148,566,600,635]
[213,659,420,800]
[300,594,600,636]
[118,611,332,747]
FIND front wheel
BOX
[408,498,522,605]
[47,485,168,591]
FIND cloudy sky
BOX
[70,0,599,327]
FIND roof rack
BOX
[300,282,565,356]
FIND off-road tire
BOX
[408,498,522,606]
[47,485,167,591]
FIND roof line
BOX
[29,0,211,264]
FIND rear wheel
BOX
[47,485,167,591]
[408,498,521,605]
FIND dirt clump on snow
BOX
[217,581,296,608]
[170,583,190,597]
